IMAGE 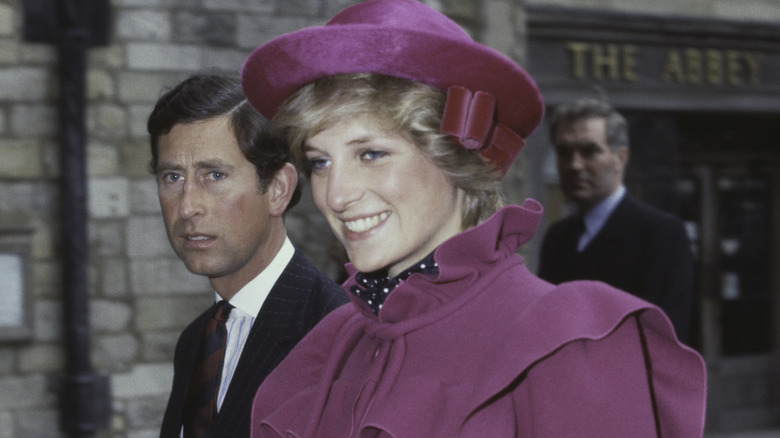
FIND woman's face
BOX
[305,117,464,277]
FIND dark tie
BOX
[183,300,233,438]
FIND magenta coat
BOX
[251,200,707,437]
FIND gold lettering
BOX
[726,50,742,86]
[622,45,638,81]
[662,50,685,83]
[566,42,590,80]
[706,49,723,85]
[685,48,702,84]
[743,52,763,85]
[564,43,763,87]
[591,44,620,80]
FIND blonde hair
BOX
[271,73,504,228]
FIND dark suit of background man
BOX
[538,98,695,343]
[148,74,348,438]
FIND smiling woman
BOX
[239,0,707,436]
[281,73,506,231]
[303,115,464,278]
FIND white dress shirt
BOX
[577,185,626,252]
[179,237,294,437]
[217,237,294,410]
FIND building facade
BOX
[523,1,780,433]
[0,0,778,436]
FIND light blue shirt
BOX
[577,185,626,252]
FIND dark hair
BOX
[147,73,301,209]
[549,98,629,151]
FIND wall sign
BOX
[563,42,764,86]
[526,7,780,111]
[0,229,33,342]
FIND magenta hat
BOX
[241,0,543,175]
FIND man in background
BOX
[538,98,695,343]
[149,74,348,438]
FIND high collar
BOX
[342,199,543,330]
[215,237,295,318]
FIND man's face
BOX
[155,115,277,293]
[553,117,628,211]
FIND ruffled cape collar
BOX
[341,199,543,329]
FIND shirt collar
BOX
[581,185,625,236]
[214,237,295,318]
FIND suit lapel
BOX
[160,310,211,438]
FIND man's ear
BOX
[616,145,629,167]
[268,162,299,217]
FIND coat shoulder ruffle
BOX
[250,203,707,437]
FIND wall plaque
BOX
[0,229,33,341]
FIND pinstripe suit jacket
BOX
[159,249,348,438]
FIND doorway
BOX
[679,163,780,431]
[628,112,780,432]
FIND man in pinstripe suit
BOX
[148,74,348,438]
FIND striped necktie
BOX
[183,300,233,438]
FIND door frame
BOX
[680,157,780,431]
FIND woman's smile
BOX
[343,211,390,233]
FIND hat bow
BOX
[441,86,526,175]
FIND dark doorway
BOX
[626,111,780,432]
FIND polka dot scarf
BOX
[349,253,439,315]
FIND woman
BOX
[240,0,707,436]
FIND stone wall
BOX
[0,0,527,436]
